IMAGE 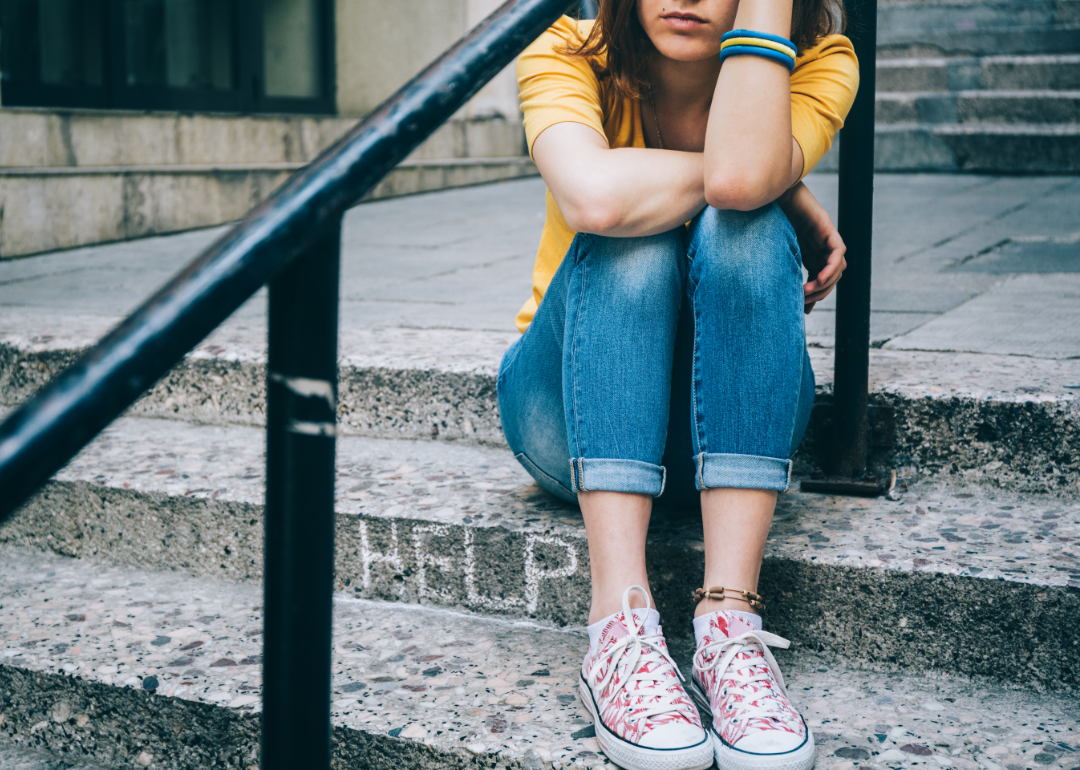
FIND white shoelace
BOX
[588,586,689,725]
[693,630,794,725]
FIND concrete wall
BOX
[334,0,522,122]
[464,0,526,121]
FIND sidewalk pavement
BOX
[0,172,1077,359]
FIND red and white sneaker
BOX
[690,612,815,770]
[579,586,713,770]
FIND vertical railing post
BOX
[832,0,878,479]
[261,217,341,770]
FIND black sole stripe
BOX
[579,673,711,753]
[688,677,811,757]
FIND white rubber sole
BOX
[578,675,715,770]
[689,679,817,770]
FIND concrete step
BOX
[2,414,1078,691]
[816,123,1080,173]
[876,91,1080,125]
[878,123,1080,172]
[0,108,531,257]
[0,108,525,170]
[0,157,537,259]
[879,24,1080,59]
[0,747,102,769]
[877,0,1079,43]
[876,55,1080,93]
[876,0,1080,58]
[3,315,1078,494]
[1,545,1078,769]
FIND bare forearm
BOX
[704,0,799,210]
[775,180,807,216]
[575,147,707,237]
[534,123,707,237]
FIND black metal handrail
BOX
[833,0,878,480]
[0,0,876,765]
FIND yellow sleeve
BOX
[517,16,608,159]
[790,34,860,179]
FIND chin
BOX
[652,37,723,62]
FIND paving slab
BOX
[2,414,1078,689]
[1,546,1079,770]
[0,177,542,332]
[1,174,1079,346]
[949,238,1080,274]
[886,274,1080,358]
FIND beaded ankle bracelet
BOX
[692,586,766,613]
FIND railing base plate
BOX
[800,470,894,498]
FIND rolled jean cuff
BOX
[695,452,792,492]
[569,458,667,497]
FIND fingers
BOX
[802,224,847,310]
[805,268,844,302]
[804,286,835,304]
[811,257,845,293]
[803,243,847,296]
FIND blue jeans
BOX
[497,203,815,507]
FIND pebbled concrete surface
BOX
[0,747,103,769]
[1,546,1079,770]
[2,414,1078,689]
[5,320,1079,493]
[886,273,1080,358]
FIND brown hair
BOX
[568,0,846,103]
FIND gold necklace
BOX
[648,90,665,150]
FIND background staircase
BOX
[819,0,1080,172]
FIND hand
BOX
[777,182,847,314]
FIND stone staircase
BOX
[820,0,1080,172]
[0,109,533,259]
[0,300,1078,767]
[0,2,1078,766]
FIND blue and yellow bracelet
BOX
[720,29,797,71]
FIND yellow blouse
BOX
[514,15,860,333]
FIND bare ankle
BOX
[693,596,760,619]
[588,584,654,625]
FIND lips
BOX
[661,11,707,29]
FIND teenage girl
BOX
[498,2,857,769]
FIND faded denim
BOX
[497,203,815,506]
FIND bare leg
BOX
[695,488,777,618]
[579,491,654,623]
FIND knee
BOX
[579,230,685,306]
[687,204,801,299]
